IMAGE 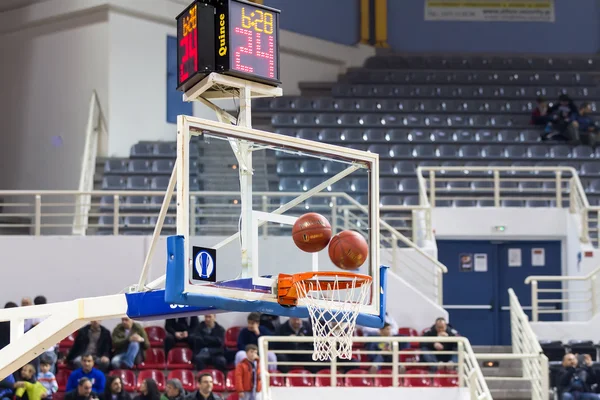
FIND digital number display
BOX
[228,1,278,82]
[177,4,198,86]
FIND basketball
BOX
[328,230,369,270]
[292,212,332,253]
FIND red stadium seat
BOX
[315,369,344,387]
[399,348,421,370]
[269,371,285,387]
[58,332,77,353]
[137,370,166,392]
[53,392,66,400]
[433,371,459,387]
[373,369,398,387]
[56,369,71,392]
[198,369,225,392]
[168,369,195,392]
[226,393,239,400]
[138,348,166,370]
[286,369,314,387]
[225,327,242,350]
[403,369,432,387]
[398,327,420,348]
[225,370,236,392]
[420,327,430,336]
[344,369,373,387]
[110,369,136,392]
[167,347,194,369]
[145,326,167,348]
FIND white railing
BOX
[73,91,108,235]
[508,288,549,400]
[525,266,600,322]
[258,335,492,400]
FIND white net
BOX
[294,274,372,361]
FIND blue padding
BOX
[125,290,218,320]
[164,235,387,328]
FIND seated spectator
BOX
[367,322,407,374]
[160,379,184,400]
[273,317,313,373]
[67,321,112,372]
[235,313,277,372]
[259,314,280,333]
[66,354,105,394]
[0,302,18,351]
[0,373,15,400]
[111,317,149,369]
[234,345,261,400]
[21,298,37,333]
[65,377,99,400]
[190,314,226,372]
[543,94,580,142]
[558,353,599,400]
[572,102,598,147]
[37,359,58,400]
[361,312,399,336]
[134,380,160,400]
[531,96,550,126]
[185,373,223,400]
[421,317,458,368]
[15,364,46,400]
[165,317,198,354]
[102,376,130,400]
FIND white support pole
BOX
[177,115,191,284]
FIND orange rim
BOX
[277,272,372,307]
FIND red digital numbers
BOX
[233,27,275,78]
[179,27,198,83]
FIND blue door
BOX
[438,240,562,345]
[437,240,499,345]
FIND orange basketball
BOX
[292,212,332,253]
[328,230,369,270]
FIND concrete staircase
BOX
[473,346,535,400]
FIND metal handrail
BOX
[258,335,492,400]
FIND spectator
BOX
[273,318,313,373]
[0,374,16,400]
[190,314,226,372]
[234,344,261,400]
[185,373,223,400]
[572,102,598,147]
[65,377,99,400]
[531,96,550,126]
[165,317,198,355]
[66,353,106,394]
[544,94,580,142]
[21,298,36,333]
[366,322,407,374]
[0,302,18,350]
[361,312,399,336]
[37,359,58,399]
[558,353,599,400]
[133,380,160,400]
[235,313,276,372]
[259,315,280,333]
[160,379,184,400]
[14,364,45,400]
[111,317,149,369]
[421,318,458,367]
[67,321,112,372]
[102,376,130,400]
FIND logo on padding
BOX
[192,246,217,282]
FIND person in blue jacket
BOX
[234,313,277,371]
[65,354,105,394]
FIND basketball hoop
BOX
[277,272,372,361]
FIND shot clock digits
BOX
[176,0,280,91]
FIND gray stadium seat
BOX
[323,161,345,174]
[481,145,504,158]
[413,145,435,158]
[408,130,429,142]
[380,195,403,206]
[477,200,496,207]
[475,130,498,142]
[300,160,324,174]
[501,200,525,207]
[152,160,174,174]
[404,196,420,206]
[399,178,419,191]
[385,130,409,142]
[147,177,165,190]
[440,161,464,174]
[380,161,396,175]
[277,160,300,174]
[472,181,494,189]
[99,195,118,211]
[296,129,320,141]
[581,163,600,176]
[455,200,476,207]
[520,181,543,191]
[394,161,416,174]
[498,131,520,142]
[130,143,153,158]
[319,129,342,142]
[154,143,177,158]
[504,145,527,158]
[527,146,550,158]
[455,131,475,142]
[328,180,353,192]
[389,145,412,158]
[102,176,126,190]
[104,159,128,174]
[351,179,369,192]
[437,145,459,157]
[302,178,323,191]
[572,145,594,158]
[380,178,399,192]
[341,129,366,142]
[368,144,392,157]
[362,129,386,142]
[431,130,453,142]
[459,145,481,158]
[549,145,571,158]
[128,160,151,174]
[124,196,150,210]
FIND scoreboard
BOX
[176,0,281,91]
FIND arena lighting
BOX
[494,225,507,232]
[483,361,499,368]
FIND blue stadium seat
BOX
[475,130,498,142]
[399,178,418,191]
[385,130,409,142]
[549,145,571,158]
[407,130,428,142]
[278,178,303,192]
[412,145,435,158]
[527,146,550,159]
[572,146,594,158]
[104,159,128,174]
[436,145,459,157]
[102,176,126,190]
[128,160,152,174]
[277,160,300,175]
[128,176,151,190]
[341,129,365,142]
[394,161,416,174]
[152,159,175,174]
[130,143,154,158]
[299,160,324,174]
[319,129,342,142]
[296,129,319,140]
[380,179,399,192]
[459,145,481,158]
[153,143,177,158]
[149,176,169,190]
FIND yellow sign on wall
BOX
[425,0,555,22]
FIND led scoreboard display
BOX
[176,0,280,91]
